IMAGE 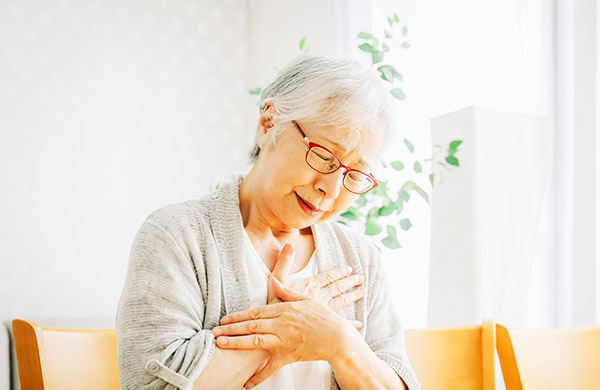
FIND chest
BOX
[247,233,316,273]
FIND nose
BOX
[315,168,344,199]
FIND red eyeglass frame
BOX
[291,120,379,194]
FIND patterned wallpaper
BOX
[0,0,257,322]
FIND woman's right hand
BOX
[267,243,367,313]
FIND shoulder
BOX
[142,192,216,239]
[322,220,380,260]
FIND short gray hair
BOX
[249,53,397,162]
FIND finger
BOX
[212,319,274,337]
[272,276,307,302]
[322,273,365,298]
[244,357,286,389]
[221,304,286,325]
[215,333,279,349]
[350,320,364,330]
[312,265,352,288]
[328,286,367,312]
[271,243,294,282]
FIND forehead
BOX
[300,121,385,169]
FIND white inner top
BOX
[243,230,332,390]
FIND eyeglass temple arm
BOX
[291,120,310,142]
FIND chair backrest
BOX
[404,320,495,390]
[12,318,119,390]
[496,323,600,390]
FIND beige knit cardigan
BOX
[116,174,420,390]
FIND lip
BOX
[295,193,324,217]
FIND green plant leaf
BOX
[382,235,402,249]
[367,206,381,218]
[402,26,408,36]
[402,181,429,204]
[449,140,463,149]
[359,43,375,53]
[403,138,414,153]
[299,37,306,50]
[377,65,402,82]
[429,173,434,185]
[387,17,393,27]
[414,184,430,204]
[249,87,261,95]
[365,219,382,235]
[401,42,411,49]
[445,156,459,166]
[371,180,388,197]
[340,206,359,221]
[355,194,367,207]
[413,161,422,173]
[382,43,390,52]
[372,50,384,64]
[378,66,394,82]
[393,13,400,22]
[358,32,378,48]
[399,218,413,231]
[394,200,405,214]
[384,29,393,38]
[378,203,395,217]
[397,189,410,203]
[381,225,401,249]
[391,68,403,81]
[391,88,406,100]
[390,160,404,171]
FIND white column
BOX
[428,106,555,328]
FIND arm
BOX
[117,217,268,390]
[211,278,412,389]
[329,324,407,390]
[193,348,268,390]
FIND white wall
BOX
[555,0,597,326]
[0,0,255,323]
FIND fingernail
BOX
[212,327,222,337]
[245,382,254,389]
[358,274,365,282]
[360,287,367,294]
[216,337,228,346]
[345,266,352,273]
[283,244,294,254]
[220,316,230,325]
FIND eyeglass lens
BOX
[306,146,374,193]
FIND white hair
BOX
[249,53,398,162]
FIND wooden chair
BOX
[496,323,600,390]
[404,320,495,390]
[12,318,119,390]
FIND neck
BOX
[239,166,308,241]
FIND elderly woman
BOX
[116,54,419,390]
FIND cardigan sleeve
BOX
[116,217,215,390]
[364,255,421,390]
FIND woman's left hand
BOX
[267,243,366,313]
[212,277,358,389]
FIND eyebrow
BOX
[294,120,372,171]
[321,137,372,171]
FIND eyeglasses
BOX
[292,120,379,194]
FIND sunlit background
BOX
[0,0,598,389]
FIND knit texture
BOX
[116,174,420,390]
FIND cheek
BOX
[326,192,359,217]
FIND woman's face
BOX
[255,106,384,230]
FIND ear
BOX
[256,103,276,149]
